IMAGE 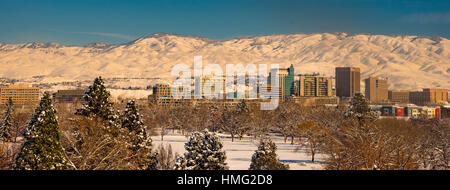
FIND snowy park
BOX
[152,131,326,170]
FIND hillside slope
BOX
[0,33,449,91]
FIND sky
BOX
[0,0,449,45]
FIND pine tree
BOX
[121,100,152,169]
[77,76,119,128]
[0,98,13,142]
[174,129,228,170]
[147,152,159,170]
[235,99,249,114]
[233,99,251,140]
[249,139,289,170]
[345,93,377,123]
[15,92,69,170]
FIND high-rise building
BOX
[364,77,388,103]
[52,89,85,103]
[388,90,410,104]
[259,85,281,100]
[201,76,226,99]
[410,88,448,105]
[151,84,189,106]
[335,67,360,98]
[294,75,332,97]
[269,64,295,100]
[0,84,40,105]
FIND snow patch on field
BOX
[152,132,326,170]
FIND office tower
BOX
[410,88,448,105]
[295,74,332,97]
[0,84,40,105]
[201,76,226,99]
[364,77,388,103]
[335,67,360,98]
[388,90,410,104]
[269,64,295,100]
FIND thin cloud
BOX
[400,12,450,24]
[74,32,137,40]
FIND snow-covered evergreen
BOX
[249,139,289,170]
[121,99,152,169]
[174,129,228,170]
[234,99,249,114]
[147,152,159,170]
[15,92,69,170]
[0,98,13,142]
[77,76,120,128]
[344,93,378,122]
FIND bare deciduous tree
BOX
[60,116,130,170]
[296,121,328,163]
[154,143,178,170]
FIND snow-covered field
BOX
[152,132,326,170]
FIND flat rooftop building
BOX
[364,77,388,103]
[388,90,410,104]
[335,67,360,98]
[294,75,332,97]
[0,84,40,105]
[410,88,448,105]
[53,89,85,103]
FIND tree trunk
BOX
[14,126,19,143]
[291,136,294,145]
[231,133,234,142]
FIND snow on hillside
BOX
[152,132,326,170]
[0,33,449,98]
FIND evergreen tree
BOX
[0,98,13,142]
[249,139,289,170]
[234,99,249,114]
[77,76,119,128]
[174,129,228,170]
[147,152,159,170]
[121,100,152,169]
[345,93,377,123]
[15,92,69,170]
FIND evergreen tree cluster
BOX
[14,77,156,170]
[345,93,378,123]
[175,129,228,170]
[249,139,289,170]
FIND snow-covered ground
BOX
[152,132,326,170]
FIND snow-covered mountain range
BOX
[0,33,449,92]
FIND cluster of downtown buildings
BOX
[152,65,449,119]
[152,65,338,107]
[336,67,448,119]
[0,65,448,119]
